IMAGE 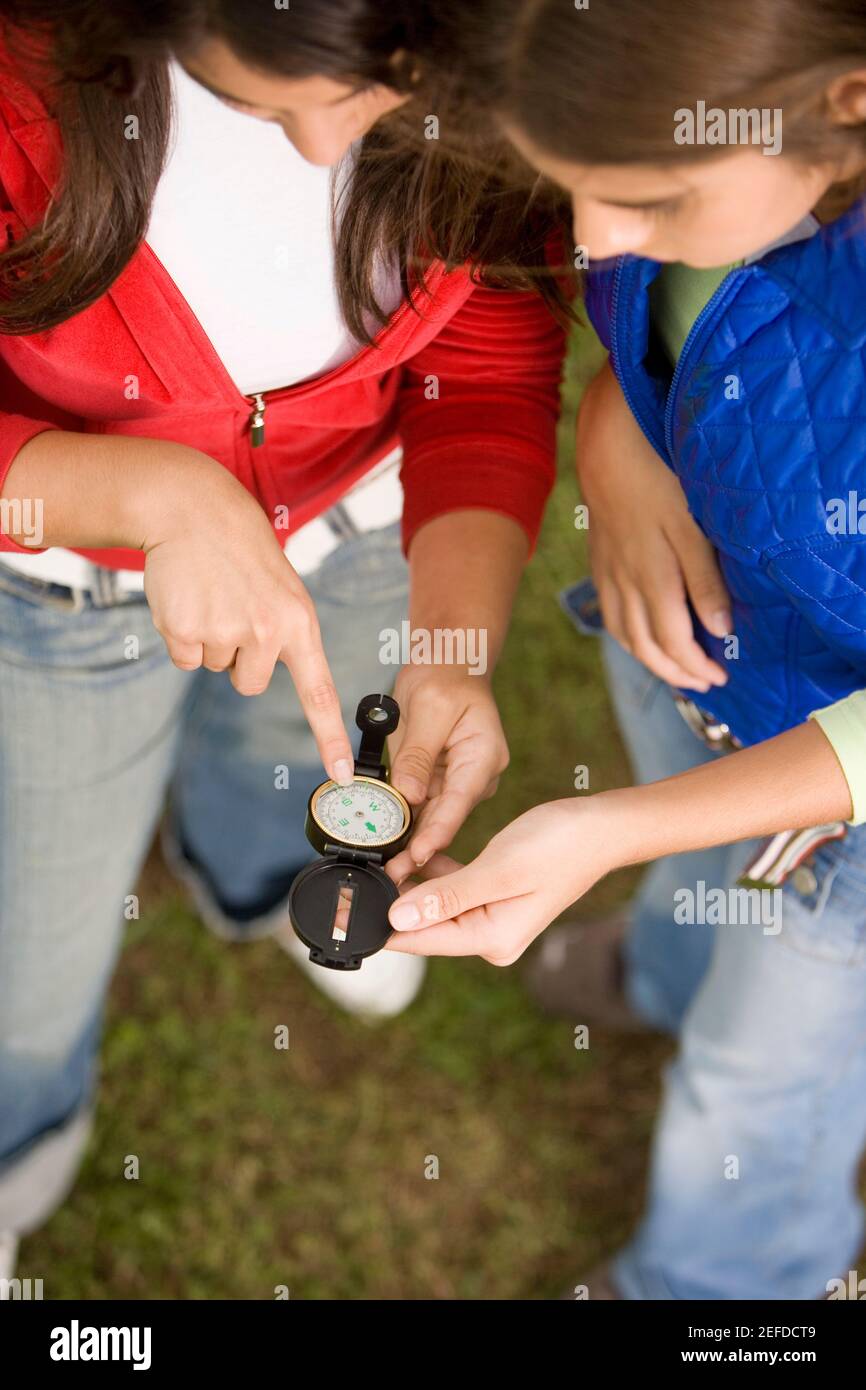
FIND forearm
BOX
[0,430,225,550]
[595,719,852,871]
[406,510,529,674]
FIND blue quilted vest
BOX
[585,201,866,745]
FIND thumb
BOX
[676,525,732,639]
[388,855,504,931]
[389,698,454,804]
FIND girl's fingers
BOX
[409,852,463,879]
[647,585,728,688]
[386,911,492,958]
[165,638,204,672]
[593,571,626,648]
[594,535,727,687]
[386,849,461,887]
[202,642,240,674]
[621,588,710,691]
[278,616,353,785]
[408,788,472,862]
[642,549,728,686]
[389,698,455,805]
[478,776,500,803]
[385,852,414,885]
[675,521,733,640]
[386,892,534,965]
[387,855,516,933]
[231,643,279,697]
[406,763,498,865]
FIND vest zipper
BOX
[249,394,266,447]
[610,258,740,463]
[663,268,741,460]
[609,260,669,459]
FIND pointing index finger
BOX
[278,639,353,785]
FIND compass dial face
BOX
[311,776,410,849]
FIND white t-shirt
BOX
[147,61,401,395]
[1,60,403,588]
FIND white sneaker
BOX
[161,820,426,1020]
[0,1231,19,1296]
[273,921,426,1022]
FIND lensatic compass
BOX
[288,694,412,970]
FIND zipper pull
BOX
[249,393,266,447]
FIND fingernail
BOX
[712,610,733,637]
[393,774,425,801]
[390,902,421,930]
[334,759,354,787]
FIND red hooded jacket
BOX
[0,40,566,571]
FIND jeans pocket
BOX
[779,833,866,967]
[560,577,605,637]
[566,580,672,714]
[601,625,669,714]
[0,569,163,675]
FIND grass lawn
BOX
[20,325,860,1299]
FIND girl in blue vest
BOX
[387,0,866,1298]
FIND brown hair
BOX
[499,0,866,218]
[0,0,573,336]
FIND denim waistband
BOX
[0,561,146,612]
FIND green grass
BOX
[21,326,842,1300]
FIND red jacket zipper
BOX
[249,393,266,447]
[135,243,450,454]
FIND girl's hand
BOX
[387,666,509,873]
[383,718,857,966]
[385,798,616,965]
[142,454,354,783]
[578,362,731,693]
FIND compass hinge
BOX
[353,756,387,781]
[322,845,384,869]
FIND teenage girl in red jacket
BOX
[0,0,567,1272]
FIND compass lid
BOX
[288,857,397,970]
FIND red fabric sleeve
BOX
[0,415,55,552]
[397,281,566,554]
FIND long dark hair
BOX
[498,0,866,218]
[0,0,572,336]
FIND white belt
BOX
[0,448,403,593]
[284,447,403,576]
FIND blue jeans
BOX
[603,633,866,1300]
[0,524,408,1232]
